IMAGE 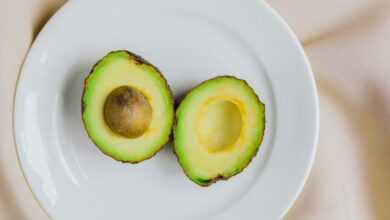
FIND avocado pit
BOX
[104,85,152,138]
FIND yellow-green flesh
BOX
[82,51,174,162]
[174,76,265,185]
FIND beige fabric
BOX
[0,0,389,219]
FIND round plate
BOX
[14,0,319,219]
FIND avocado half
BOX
[82,50,174,163]
[174,76,265,186]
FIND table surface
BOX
[1,0,389,219]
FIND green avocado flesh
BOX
[174,76,265,186]
[82,50,174,163]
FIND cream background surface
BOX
[0,0,389,219]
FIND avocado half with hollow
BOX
[174,76,265,186]
[82,50,174,163]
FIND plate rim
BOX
[261,2,319,218]
[12,1,75,219]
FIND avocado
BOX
[82,50,174,163]
[174,76,265,186]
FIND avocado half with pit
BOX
[174,76,265,186]
[82,50,174,163]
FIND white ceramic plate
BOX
[14,0,319,219]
